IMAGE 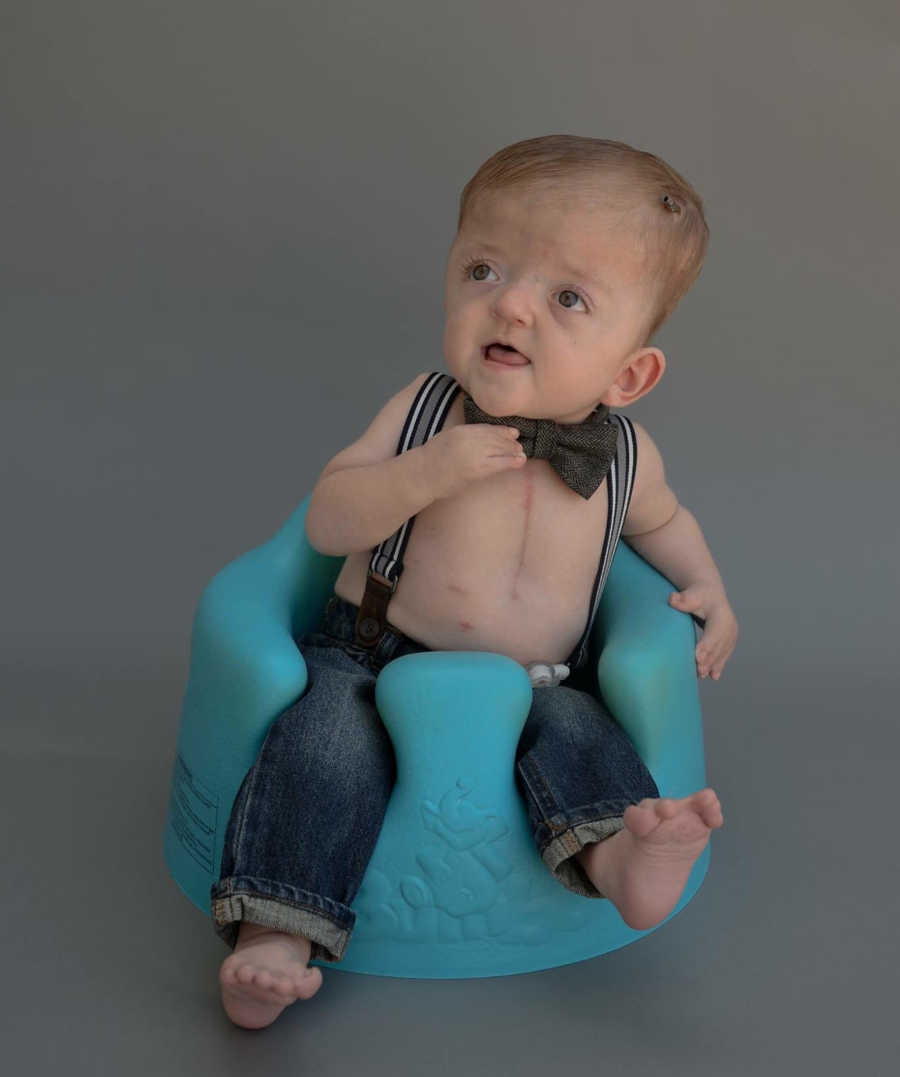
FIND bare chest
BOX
[334,402,611,666]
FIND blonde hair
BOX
[455,134,710,346]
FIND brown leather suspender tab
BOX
[353,570,398,650]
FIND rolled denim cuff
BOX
[211,876,354,964]
[540,815,626,899]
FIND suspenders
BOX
[353,373,461,649]
[352,371,638,673]
[564,411,637,671]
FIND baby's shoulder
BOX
[620,416,660,466]
[618,418,679,536]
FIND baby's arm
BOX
[620,422,738,681]
[305,372,526,558]
[304,373,437,556]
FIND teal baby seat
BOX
[164,493,708,978]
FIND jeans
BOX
[210,595,659,963]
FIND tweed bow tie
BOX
[462,393,619,499]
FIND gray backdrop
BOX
[3,1,898,1073]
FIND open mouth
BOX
[483,343,530,365]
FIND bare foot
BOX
[576,788,724,931]
[219,922,324,1029]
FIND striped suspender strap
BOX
[353,372,461,650]
[564,413,638,672]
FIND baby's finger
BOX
[696,647,717,678]
[709,648,732,679]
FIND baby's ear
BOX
[608,348,665,408]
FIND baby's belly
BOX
[335,552,592,666]
[332,466,605,667]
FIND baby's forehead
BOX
[467,181,645,236]
[459,194,649,283]
[469,179,639,222]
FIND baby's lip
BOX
[483,342,530,363]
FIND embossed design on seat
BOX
[354,777,588,946]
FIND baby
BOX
[213,135,738,1028]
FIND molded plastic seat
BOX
[164,494,708,978]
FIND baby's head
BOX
[442,134,709,423]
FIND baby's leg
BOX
[575,789,723,930]
[219,923,322,1030]
[517,684,722,924]
[211,644,397,1029]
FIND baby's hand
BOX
[669,585,738,681]
[424,423,527,500]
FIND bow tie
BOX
[462,393,619,499]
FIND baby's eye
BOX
[462,258,588,312]
[462,260,496,282]
[558,289,587,311]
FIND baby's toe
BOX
[266,973,290,995]
[624,801,660,837]
[220,953,246,979]
[694,789,723,826]
[297,967,324,998]
[255,973,294,1003]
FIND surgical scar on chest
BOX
[451,470,534,631]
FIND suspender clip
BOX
[353,570,398,650]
